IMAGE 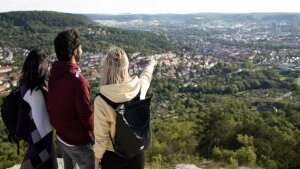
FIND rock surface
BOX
[7,158,64,169]
[175,164,202,169]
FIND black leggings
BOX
[101,151,145,169]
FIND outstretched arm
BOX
[139,57,157,98]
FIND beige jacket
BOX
[94,65,154,159]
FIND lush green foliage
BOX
[144,68,300,169]
[0,11,181,67]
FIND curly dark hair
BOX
[19,49,49,91]
[54,29,80,61]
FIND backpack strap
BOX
[96,90,142,110]
[95,93,119,146]
[17,141,20,155]
[96,93,119,110]
[132,90,141,101]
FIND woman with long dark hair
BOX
[17,49,57,169]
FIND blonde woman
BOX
[94,47,157,169]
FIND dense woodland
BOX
[0,11,180,62]
[0,11,299,169]
[142,66,300,169]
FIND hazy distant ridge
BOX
[87,13,300,24]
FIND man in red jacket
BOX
[47,29,94,169]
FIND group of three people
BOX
[17,29,157,169]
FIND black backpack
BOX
[1,87,22,154]
[97,92,152,158]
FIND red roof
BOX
[0,84,7,91]
[0,66,12,70]
[0,90,10,97]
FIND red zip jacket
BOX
[47,61,94,145]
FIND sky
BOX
[0,0,299,14]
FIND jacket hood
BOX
[50,61,80,80]
[100,76,141,103]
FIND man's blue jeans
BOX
[58,140,94,169]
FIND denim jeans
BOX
[58,140,94,169]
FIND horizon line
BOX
[1,10,300,15]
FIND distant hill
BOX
[87,13,300,27]
[87,13,300,22]
[0,11,94,32]
[0,11,179,58]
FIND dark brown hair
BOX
[54,29,80,61]
[19,49,49,91]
